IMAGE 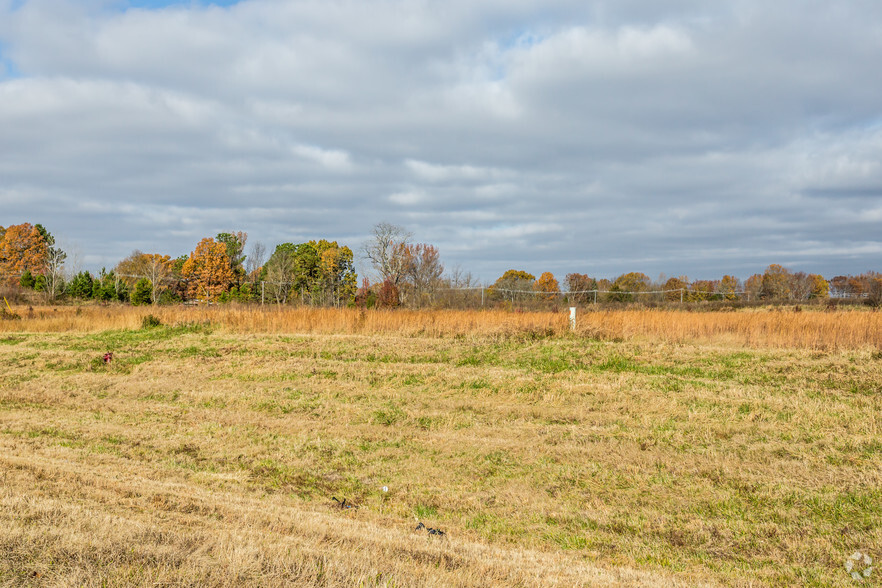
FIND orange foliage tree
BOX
[535,272,560,301]
[181,238,235,303]
[0,223,48,284]
[664,276,688,301]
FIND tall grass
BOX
[2,303,880,349]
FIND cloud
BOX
[291,145,352,171]
[1,0,881,280]
[405,159,512,183]
[388,190,426,206]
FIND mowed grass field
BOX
[0,306,880,586]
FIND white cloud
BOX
[291,144,352,171]
[388,190,426,205]
[405,159,512,182]
[509,24,694,80]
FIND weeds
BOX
[1,304,880,350]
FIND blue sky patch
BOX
[0,44,22,80]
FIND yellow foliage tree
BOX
[809,274,829,299]
[0,223,48,283]
[117,251,174,305]
[719,275,739,300]
[181,238,234,303]
[761,264,792,300]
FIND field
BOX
[1,305,880,586]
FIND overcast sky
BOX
[1,0,881,281]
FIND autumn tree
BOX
[0,223,48,284]
[376,279,400,307]
[663,277,688,302]
[535,272,560,302]
[565,273,597,304]
[809,274,829,299]
[311,240,357,306]
[688,280,717,302]
[363,222,412,285]
[828,272,880,301]
[744,274,763,301]
[181,238,235,303]
[867,273,882,307]
[490,270,536,303]
[718,275,740,300]
[117,251,173,305]
[829,276,851,297]
[761,264,792,300]
[608,272,650,302]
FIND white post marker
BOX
[569,307,577,331]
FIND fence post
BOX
[569,307,577,331]
[261,281,265,306]
[680,288,684,303]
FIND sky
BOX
[1,0,881,282]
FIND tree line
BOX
[2,221,881,308]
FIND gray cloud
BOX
[1,0,880,281]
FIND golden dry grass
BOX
[2,304,881,350]
[1,306,880,586]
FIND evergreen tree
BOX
[131,278,153,305]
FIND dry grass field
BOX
[1,305,880,586]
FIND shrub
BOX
[19,270,36,290]
[141,314,162,329]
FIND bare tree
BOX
[246,241,266,279]
[789,272,813,301]
[43,244,67,301]
[362,222,412,285]
[404,243,444,307]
